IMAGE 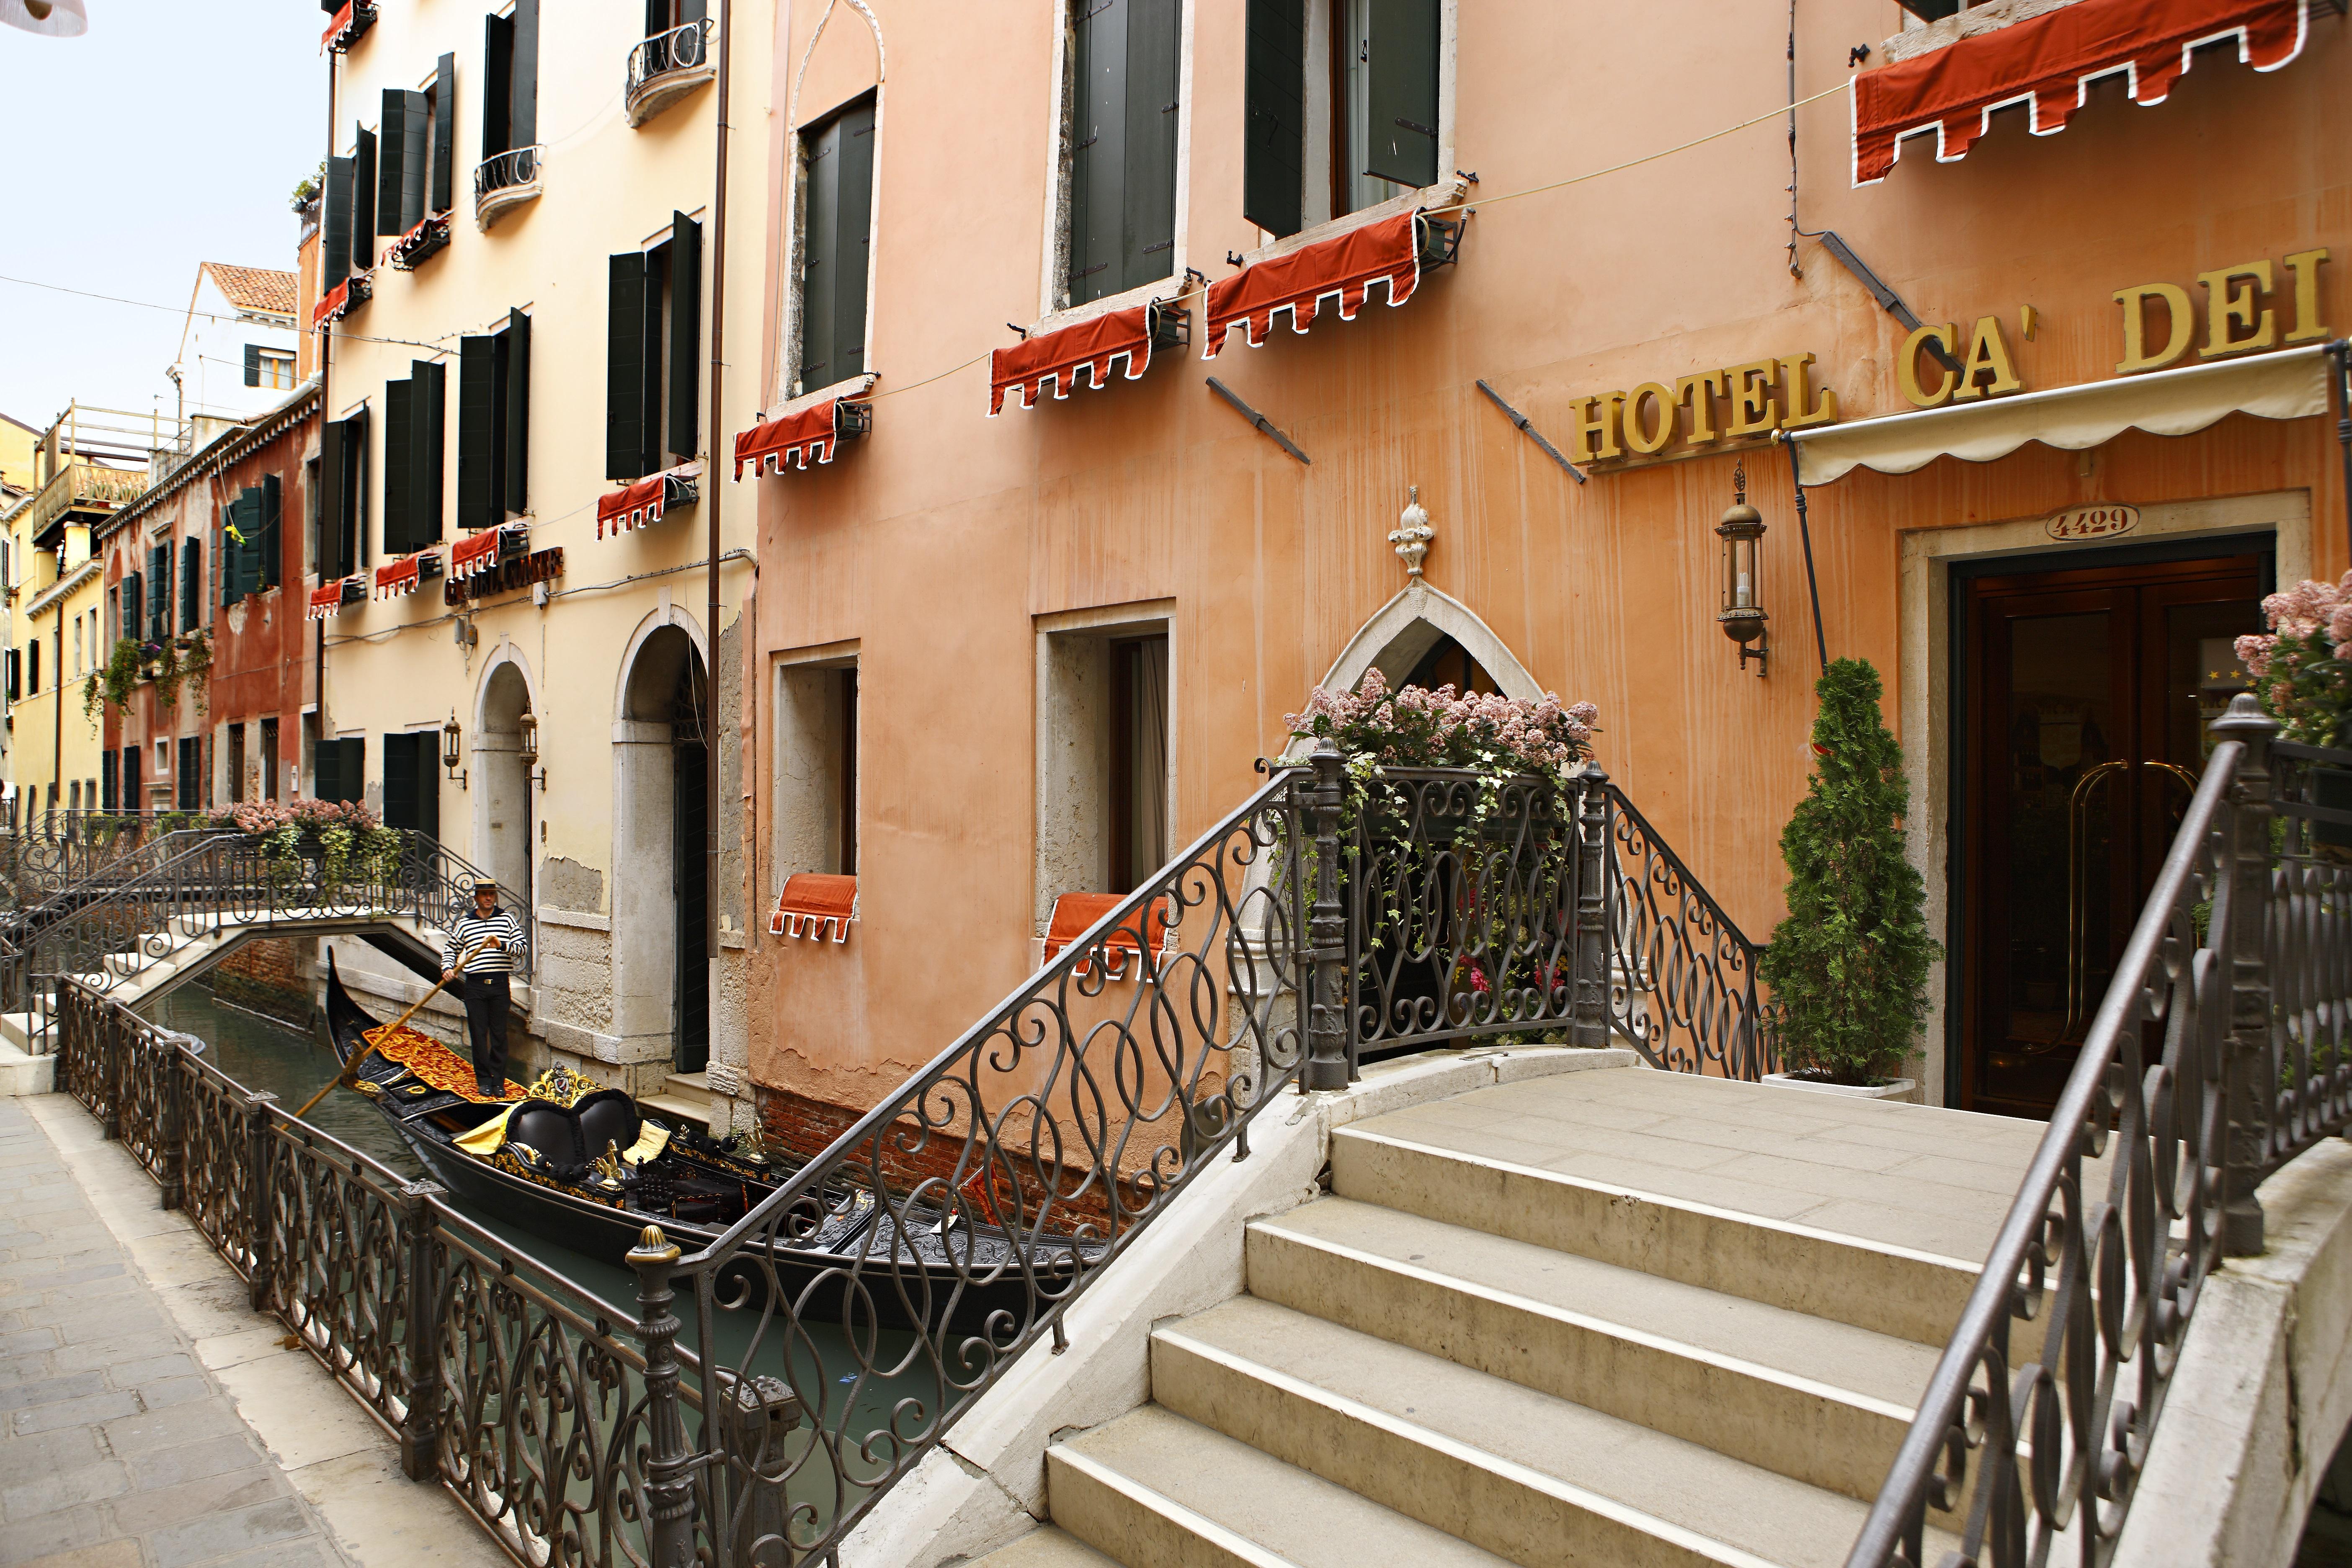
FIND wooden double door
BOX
[1956,546,2268,1117]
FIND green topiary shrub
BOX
[1757,658,1941,1086]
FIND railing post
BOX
[100,999,122,1142]
[2213,694,2281,1257]
[1571,771,1612,1048]
[157,1038,186,1210]
[629,1225,699,1568]
[397,1181,446,1481]
[1304,742,1352,1090]
[245,1091,279,1311]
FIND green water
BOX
[142,985,946,1538]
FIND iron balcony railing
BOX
[627,18,715,124]
[1847,694,2352,1568]
[472,146,543,227]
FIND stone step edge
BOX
[1049,1442,1300,1568]
[1334,1125,1985,1279]
[1155,1325,1784,1568]
[1248,1216,1921,1429]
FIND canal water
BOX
[142,983,939,1536]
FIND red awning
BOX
[313,280,349,327]
[450,529,501,579]
[1852,0,2311,185]
[1204,211,1422,358]
[306,583,344,622]
[320,2,351,47]
[597,475,667,539]
[733,400,846,477]
[1042,891,1172,979]
[771,872,858,942]
[374,555,428,598]
[990,304,1154,415]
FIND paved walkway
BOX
[0,1096,505,1568]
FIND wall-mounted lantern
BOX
[441,711,465,784]
[517,710,544,790]
[1716,461,1769,675]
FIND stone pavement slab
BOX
[0,1096,506,1568]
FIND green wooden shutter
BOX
[607,254,647,480]
[1244,0,1305,238]
[416,737,439,840]
[1070,2,1126,305]
[799,116,841,389]
[511,0,539,147]
[323,156,353,281]
[101,750,116,811]
[124,573,142,642]
[178,738,200,812]
[382,733,417,828]
[1364,0,1439,189]
[243,346,261,387]
[377,90,410,234]
[1122,0,1180,291]
[319,416,346,580]
[384,379,413,555]
[432,54,456,214]
[344,739,366,807]
[148,544,170,640]
[411,360,445,546]
[484,14,513,160]
[123,746,140,810]
[668,213,701,461]
[181,538,199,631]
[641,247,665,477]
[457,334,500,532]
[259,474,283,591]
[502,309,530,514]
[353,128,377,266]
[833,103,874,380]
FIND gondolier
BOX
[444,878,528,1096]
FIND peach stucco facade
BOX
[738,0,2352,1119]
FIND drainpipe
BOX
[705,0,733,1049]
[2331,339,2352,567]
[317,36,338,792]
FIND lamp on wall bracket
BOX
[441,710,466,787]
[516,710,544,790]
[1717,459,1769,676]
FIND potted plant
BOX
[2236,574,2352,846]
[1756,659,1939,1099]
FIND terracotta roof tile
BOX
[202,263,297,318]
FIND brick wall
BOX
[211,938,312,1027]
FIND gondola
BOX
[322,952,1073,1336]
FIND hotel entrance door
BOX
[1955,544,2268,1117]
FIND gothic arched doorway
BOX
[616,624,710,1076]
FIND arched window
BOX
[1404,632,1499,696]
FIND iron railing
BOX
[5,827,510,1048]
[473,146,543,224]
[627,18,714,111]
[2,821,234,939]
[1847,695,2352,1568]
[57,983,704,1568]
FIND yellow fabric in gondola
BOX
[451,1105,671,1163]
[362,1023,525,1103]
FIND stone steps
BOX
[1017,1063,2011,1568]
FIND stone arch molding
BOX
[612,603,710,729]
[471,642,536,733]
[1282,584,1545,761]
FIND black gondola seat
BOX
[455,1087,671,1172]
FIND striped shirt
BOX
[443,908,527,975]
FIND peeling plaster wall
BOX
[541,856,606,914]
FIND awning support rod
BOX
[1207,378,1310,465]
[1475,380,1586,482]
[1781,433,1830,675]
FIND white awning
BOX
[1786,343,2337,485]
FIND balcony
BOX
[625,19,716,129]
[472,146,543,232]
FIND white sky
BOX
[0,0,326,433]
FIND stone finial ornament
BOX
[1390,487,1434,578]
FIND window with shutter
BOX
[485,14,513,160]
[102,750,116,812]
[323,156,354,282]
[122,746,140,811]
[316,734,339,806]
[244,346,262,387]
[380,89,428,235]
[320,418,345,580]
[384,378,413,554]
[25,640,36,695]
[606,253,647,480]
[1067,0,1178,307]
[124,573,143,646]
[431,54,456,214]
[668,212,701,462]
[502,309,530,514]
[641,245,666,476]
[149,544,170,641]
[797,97,874,394]
[181,538,200,631]
[382,732,418,828]
[354,126,377,263]
[458,334,501,532]
[4,648,17,703]
[259,474,284,591]
[1244,0,1306,238]
[410,362,444,547]
[511,0,539,148]
[1362,0,1438,189]
[178,738,201,811]
[232,491,264,600]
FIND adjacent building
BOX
[728,0,2350,1127]
[170,263,303,428]
[310,0,773,1112]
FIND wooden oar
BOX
[294,934,500,1118]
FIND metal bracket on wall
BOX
[1475,381,1585,483]
[1816,230,1964,376]
[1206,379,1310,465]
